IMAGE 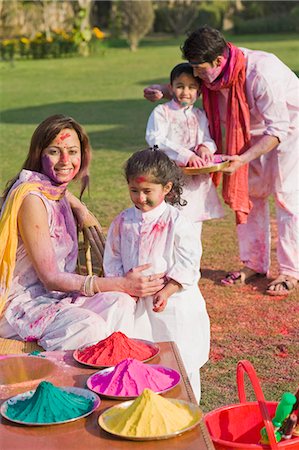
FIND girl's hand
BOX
[153,291,169,312]
[187,154,204,168]
[125,264,165,297]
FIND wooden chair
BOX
[77,211,106,276]
[0,211,106,355]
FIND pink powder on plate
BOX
[89,358,177,396]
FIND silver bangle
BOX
[81,275,97,296]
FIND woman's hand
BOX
[124,264,165,297]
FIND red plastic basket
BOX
[204,360,299,450]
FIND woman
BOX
[0,114,164,350]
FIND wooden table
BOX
[0,342,215,450]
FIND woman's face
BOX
[41,128,81,184]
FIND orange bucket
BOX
[204,360,299,450]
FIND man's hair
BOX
[181,25,227,64]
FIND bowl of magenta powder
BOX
[86,358,181,399]
[73,332,159,368]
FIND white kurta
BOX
[146,100,224,223]
[103,201,210,375]
[219,49,299,277]
[0,170,136,350]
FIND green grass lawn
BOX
[1,34,298,412]
[1,33,299,224]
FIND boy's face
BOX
[171,72,200,107]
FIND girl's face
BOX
[171,72,200,107]
[128,176,172,212]
[41,128,81,184]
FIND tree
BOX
[118,0,154,51]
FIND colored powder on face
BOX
[90,358,175,396]
[6,381,92,423]
[77,332,155,366]
[104,388,195,437]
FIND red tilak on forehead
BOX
[59,132,71,141]
[135,176,147,183]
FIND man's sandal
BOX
[221,268,266,286]
[266,275,298,296]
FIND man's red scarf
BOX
[202,42,252,224]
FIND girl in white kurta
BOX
[104,148,210,402]
[146,63,223,236]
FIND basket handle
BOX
[236,360,279,450]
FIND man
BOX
[144,26,299,296]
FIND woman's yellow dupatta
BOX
[0,182,64,316]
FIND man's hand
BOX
[222,155,244,174]
[143,86,164,102]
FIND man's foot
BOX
[266,275,298,296]
[221,267,266,286]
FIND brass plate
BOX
[0,356,56,385]
[182,160,229,175]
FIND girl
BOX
[103,148,210,402]
[0,115,164,350]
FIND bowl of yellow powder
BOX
[98,388,203,440]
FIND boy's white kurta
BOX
[219,49,299,278]
[146,99,224,223]
[103,201,210,375]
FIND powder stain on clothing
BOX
[104,388,196,437]
[77,332,155,366]
[6,381,92,423]
[90,358,174,396]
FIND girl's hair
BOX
[124,147,187,207]
[170,62,199,85]
[181,25,227,64]
[2,114,91,200]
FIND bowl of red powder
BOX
[86,358,181,399]
[73,332,160,368]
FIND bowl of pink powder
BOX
[86,358,181,399]
[73,332,160,369]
